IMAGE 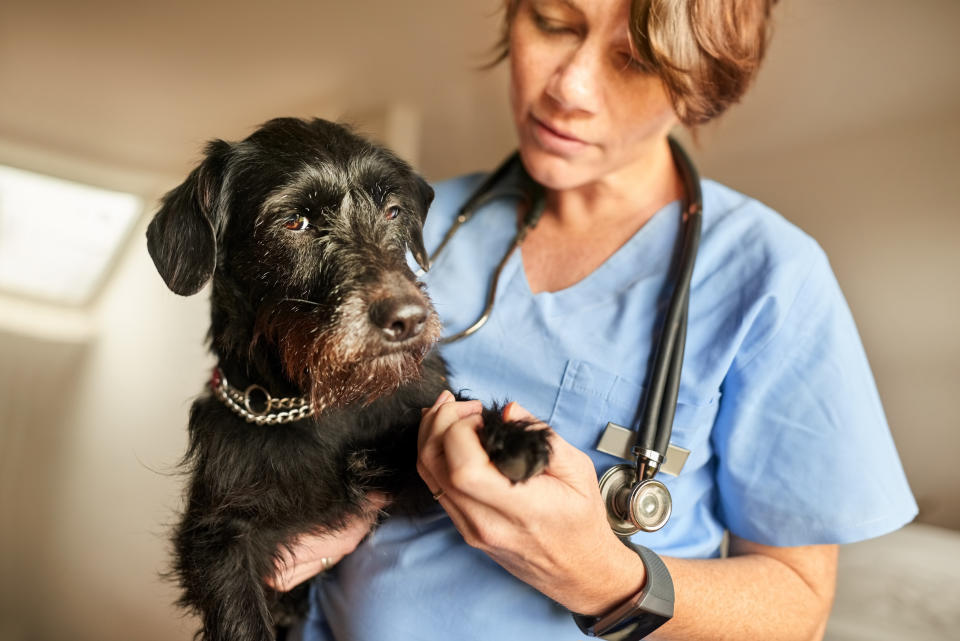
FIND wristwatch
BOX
[571,543,674,640]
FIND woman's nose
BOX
[545,44,601,114]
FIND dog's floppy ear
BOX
[406,175,434,272]
[147,140,231,296]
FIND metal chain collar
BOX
[211,368,314,425]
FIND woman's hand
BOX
[417,391,646,616]
[265,493,388,592]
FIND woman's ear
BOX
[146,139,231,296]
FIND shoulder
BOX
[700,178,827,280]
[693,179,842,372]
[698,178,835,306]
[701,182,918,545]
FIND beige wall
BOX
[0,221,209,641]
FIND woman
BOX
[273,1,917,639]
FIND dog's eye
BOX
[384,205,401,221]
[283,215,310,231]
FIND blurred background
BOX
[0,1,957,640]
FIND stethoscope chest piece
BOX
[599,464,673,536]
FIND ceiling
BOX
[0,0,515,187]
[0,0,957,187]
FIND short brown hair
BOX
[492,0,778,126]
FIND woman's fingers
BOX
[417,391,482,489]
[418,411,483,493]
[268,542,338,592]
[419,395,599,554]
[443,414,512,500]
[416,394,508,543]
[266,493,388,592]
[417,391,482,449]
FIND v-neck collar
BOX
[508,198,683,315]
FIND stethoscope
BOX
[426,138,702,536]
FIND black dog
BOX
[147,118,551,641]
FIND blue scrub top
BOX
[303,167,917,641]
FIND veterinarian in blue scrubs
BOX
[283,1,917,638]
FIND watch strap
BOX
[572,543,674,640]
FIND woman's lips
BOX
[531,115,590,154]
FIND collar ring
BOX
[243,384,272,416]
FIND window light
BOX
[0,165,143,306]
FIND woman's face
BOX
[509,0,678,190]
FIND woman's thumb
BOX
[503,401,536,423]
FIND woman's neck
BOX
[543,136,682,233]
[519,136,685,294]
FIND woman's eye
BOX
[533,12,576,35]
[384,205,401,221]
[283,215,310,231]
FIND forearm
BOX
[416,401,838,640]
[649,543,838,641]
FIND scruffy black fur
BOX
[147,117,551,641]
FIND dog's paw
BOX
[480,409,552,483]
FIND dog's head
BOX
[147,117,441,410]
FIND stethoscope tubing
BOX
[432,140,702,477]
[637,137,702,465]
[433,153,545,344]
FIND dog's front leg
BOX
[173,510,279,641]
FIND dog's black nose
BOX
[370,298,428,342]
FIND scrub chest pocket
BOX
[547,359,725,552]
[547,359,717,459]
